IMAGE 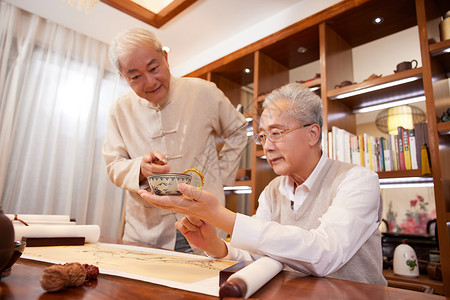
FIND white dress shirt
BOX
[225,154,382,277]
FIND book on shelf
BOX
[328,125,423,172]
[358,135,365,166]
[400,126,412,170]
[331,126,351,163]
[389,135,398,171]
[414,123,429,169]
[408,128,418,170]
[363,133,370,169]
[378,137,385,171]
[344,132,351,164]
[350,135,361,166]
[381,137,392,172]
[397,127,406,170]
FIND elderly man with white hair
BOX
[103,28,247,254]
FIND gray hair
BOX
[264,82,323,143]
[108,28,164,72]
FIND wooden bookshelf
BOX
[187,0,450,294]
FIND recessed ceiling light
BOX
[297,46,308,53]
[162,46,171,53]
[244,68,251,74]
[373,17,384,24]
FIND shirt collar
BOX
[279,152,328,199]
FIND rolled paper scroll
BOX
[6,214,71,223]
[13,224,101,243]
[219,256,283,299]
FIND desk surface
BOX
[0,258,445,300]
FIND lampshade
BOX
[375,104,426,135]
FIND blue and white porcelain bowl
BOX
[147,168,204,196]
[148,173,192,195]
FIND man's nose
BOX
[143,73,157,86]
[262,137,275,149]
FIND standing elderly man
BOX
[139,82,387,285]
[103,28,247,253]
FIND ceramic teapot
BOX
[0,209,15,276]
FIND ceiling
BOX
[4,0,341,76]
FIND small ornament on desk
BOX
[40,262,99,292]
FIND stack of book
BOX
[328,123,428,172]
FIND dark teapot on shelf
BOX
[394,59,418,72]
[0,209,15,278]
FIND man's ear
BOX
[163,50,169,65]
[308,124,321,146]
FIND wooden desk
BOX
[0,258,445,300]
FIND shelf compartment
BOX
[437,122,450,135]
[429,39,450,76]
[210,53,254,86]
[327,68,424,111]
[259,25,320,70]
[429,39,450,56]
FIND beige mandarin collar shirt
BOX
[103,76,247,249]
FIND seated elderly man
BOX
[139,82,387,285]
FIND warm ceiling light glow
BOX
[373,17,384,24]
[131,0,174,14]
[244,68,251,74]
[297,46,308,53]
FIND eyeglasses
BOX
[252,124,314,145]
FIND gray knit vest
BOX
[265,158,387,285]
